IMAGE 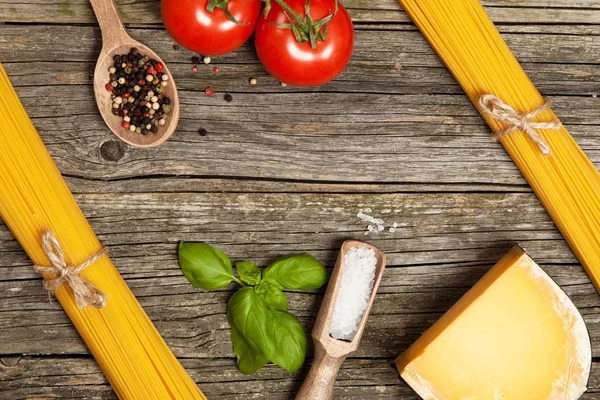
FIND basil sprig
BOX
[178,242,329,374]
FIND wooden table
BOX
[1,0,599,398]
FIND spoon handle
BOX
[89,0,128,49]
[296,342,346,400]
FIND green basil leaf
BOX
[228,314,269,375]
[268,310,307,372]
[263,254,329,290]
[228,287,275,359]
[178,242,233,290]
[236,261,261,285]
[255,281,288,310]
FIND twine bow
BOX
[479,94,562,156]
[34,231,107,309]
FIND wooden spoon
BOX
[296,240,386,400]
[89,0,179,147]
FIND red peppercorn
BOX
[143,112,150,118]
[156,63,164,73]
[140,101,146,107]
[191,65,198,73]
[123,110,128,115]
[205,86,215,97]
[105,83,114,92]
[213,67,219,73]
[123,92,131,98]
[122,121,131,129]
[138,79,145,85]
[147,66,156,75]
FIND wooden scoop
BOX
[296,240,386,400]
[89,0,179,147]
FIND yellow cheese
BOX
[396,246,591,400]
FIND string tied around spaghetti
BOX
[34,231,107,309]
[479,94,562,156]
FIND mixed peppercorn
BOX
[105,48,171,135]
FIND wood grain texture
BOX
[0,0,599,398]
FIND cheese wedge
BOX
[396,245,591,400]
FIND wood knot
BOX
[100,140,125,162]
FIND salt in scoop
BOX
[296,240,386,400]
[90,0,179,147]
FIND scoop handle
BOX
[89,0,129,49]
[296,342,346,400]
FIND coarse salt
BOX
[330,246,377,341]
[357,211,384,226]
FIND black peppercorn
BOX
[224,93,233,102]
[198,128,207,136]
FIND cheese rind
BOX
[396,246,591,400]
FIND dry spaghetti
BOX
[396,0,600,291]
[0,63,205,399]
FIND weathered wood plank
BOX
[3,356,600,399]
[3,87,598,187]
[2,26,600,69]
[1,0,599,24]
[0,356,409,399]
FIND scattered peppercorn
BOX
[205,86,215,97]
[224,93,233,102]
[203,56,211,64]
[173,44,180,51]
[249,77,257,85]
[106,47,172,135]
[213,67,219,73]
[280,82,288,87]
[198,128,207,136]
[191,56,201,64]
[191,65,198,73]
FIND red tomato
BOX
[254,0,354,86]
[161,0,262,56]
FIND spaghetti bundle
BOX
[396,0,600,291]
[0,64,205,399]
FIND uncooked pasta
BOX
[397,0,600,291]
[0,63,205,399]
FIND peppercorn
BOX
[224,93,233,102]
[191,65,198,73]
[106,48,172,135]
[191,56,200,64]
[198,128,207,136]
[205,86,215,97]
